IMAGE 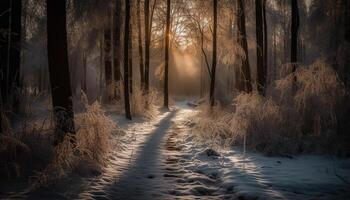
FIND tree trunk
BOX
[0,0,11,106]
[210,0,217,107]
[255,0,264,94]
[237,0,252,92]
[263,0,267,88]
[104,25,112,101]
[144,0,150,92]
[100,30,104,101]
[0,0,21,109]
[47,0,75,144]
[137,0,144,89]
[124,0,132,120]
[114,0,122,98]
[291,0,299,68]
[164,0,170,109]
[82,51,87,94]
[129,7,133,94]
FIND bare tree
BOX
[236,0,252,92]
[256,0,267,95]
[47,0,75,144]
[210,0,217,107]
[291,0,299,70]
[124,0,132,120]
[0,0,22,111]
[114,0,122,98]
[137,0,145,89]
[144,0,150,92]
[164,0,171,109]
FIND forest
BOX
[1,0,350,199]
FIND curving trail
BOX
[8,103,349,200]
[77,103,228,200]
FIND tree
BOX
[144,0,157,93]
[255,0,264,94]
[47,0,75,143]
[262,0,267,88]
[129,2,134,94]
[82,51,87,94]
[256,0,268,95]
[144,0,150,92]
[124,0,132,120]
[164,0,171,109]
[0,0,22,109]
[137,0,145,89]
[291,0,299,70]
[114,0,122,98]
[236,0,252,92]
[104,20,113,101]
[210,0,217,107]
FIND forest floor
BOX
[1,101,350,200]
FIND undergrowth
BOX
[33,94,124,187]
[193,60,347,155]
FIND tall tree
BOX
[164,0,170,109]
[82,51,87,94]
[236,0,252,92]
[256,0,268,95]
[291,0,299,70]
[255,0,264,94]
[104,25,112,101]
[114,0,122,98]
[47,0,75,143]
[0,0,11,114]
[210,0,217,107]
[129,2,133,94]
[144,0,150,92]
[262,0,267,87]
[137,0,144,89]
[124,0,132,120]
[0,0,22,109]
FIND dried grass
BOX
[33,94,124,187]
[193,60,346,155]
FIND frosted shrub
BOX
[193,103,234,150]
[293,60,345,134]
[75,100,123,167]
[193,60,346,155]
[230,93,299,154]
[34,97,123,187]
[130,87,158,119]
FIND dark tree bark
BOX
[82,51,87,94]
[99,30,104,101]
[114,0,122,98]
[263,0,267,86]
[124,0,132,120]
[129,8,133,94]
[137,0,144,89]
[0,0,21,109]
[104,26,112,101]
[291,0,299,69]
[144,0,150,92]
[346,0,350,43]
[237,0,252,92]
[210,0,217,107]
[47,0,75,144]
[164,0,170,109]
[0,0,11,106]
[9,0,21,109]
[255,0,264,94]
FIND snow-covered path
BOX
[2,103,350,200]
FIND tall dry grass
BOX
[193,60,346,155]
[32,94,124,187]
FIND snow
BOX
[1,102,350,200]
